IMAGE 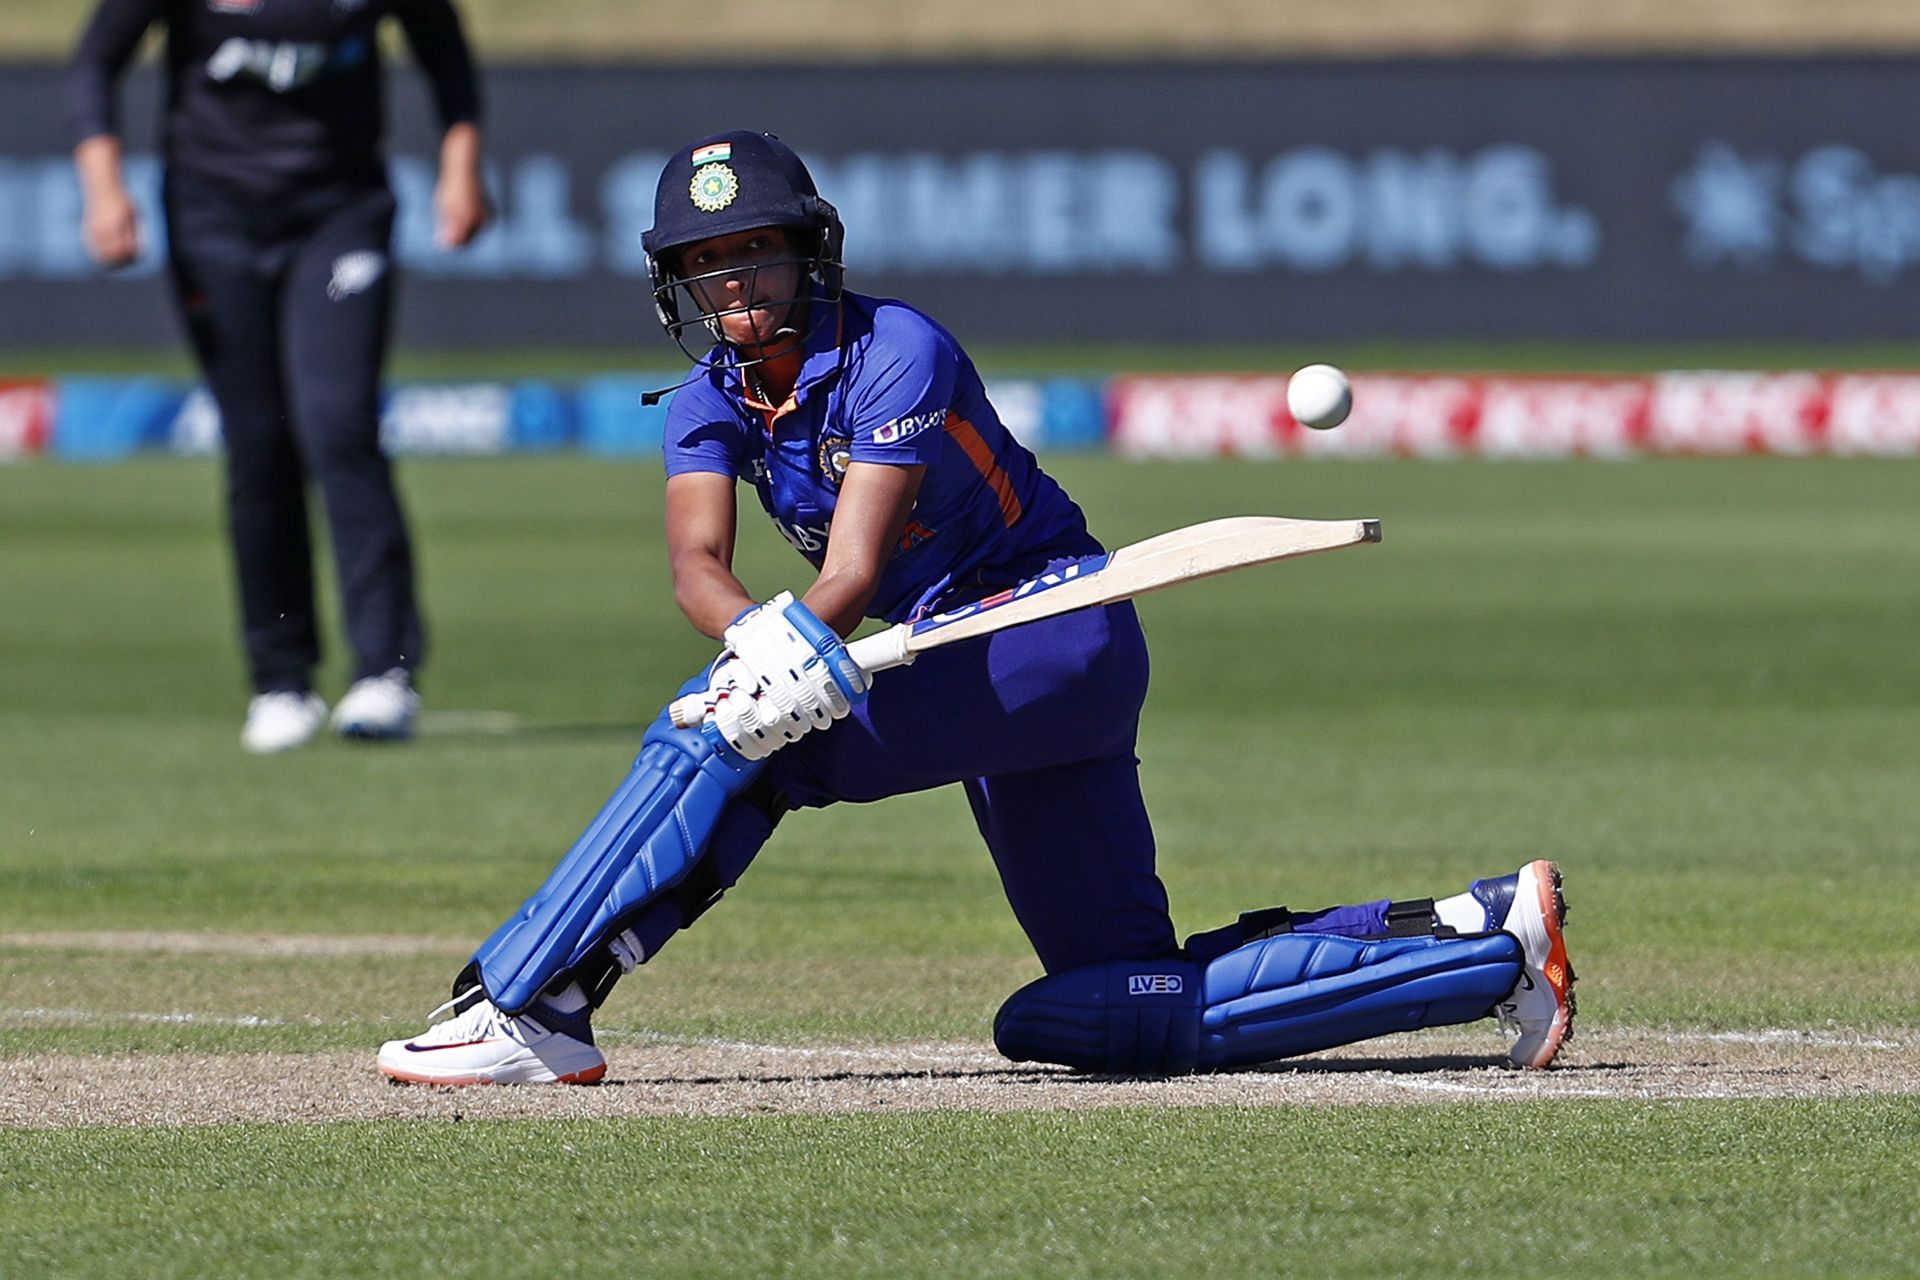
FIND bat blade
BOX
[847,515,1381,672]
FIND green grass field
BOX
[3,454,1918,1276]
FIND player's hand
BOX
[434,170,490,249]
[433,123,490,250]
[697,593,869,760]
[82,189,140,268]
[668,655,750,728]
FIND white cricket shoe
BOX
[332,668,420,741]
[1480,859,1577,1069]
[378,993,606,1086]
[241,691,328,754]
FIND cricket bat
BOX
[669,516,1380,728]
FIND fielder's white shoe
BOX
[332,668,419,741]
[1475,859,1576,1069]
[241,691,328,754]
[378,993,606,1086]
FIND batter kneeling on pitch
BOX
[379,132,1576,1086]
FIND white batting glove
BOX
[668,655,752,730]
[693,593,870,759]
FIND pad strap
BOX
[1182,906,1293,965]
[1385,897,1437,937]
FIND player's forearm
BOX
[800,567,880,638]
[438,121,481,183]
[73,134,127,203]
[672,555,757,641]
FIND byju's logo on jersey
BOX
[772,516,830,555]
[1127,974,1184,996]
[327,251,386,301]
[872,408,946,446]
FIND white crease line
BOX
[600,1028,1005,1067]
[1656,1029,1908,1050]
[6,1009,1914,1060]
[417,710,523,735]
[10,1007,317,1028]
[1377,1078,1497,1095]
[1,1009,1000,1063]
[1382,1077,1621,1099]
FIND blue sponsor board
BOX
[37,376,1108,459]
[52,378,182,460]
[577,376,672,455]
[8,60,1920,347]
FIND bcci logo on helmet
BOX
[1127,974,1184,996]
[690,163,739,213]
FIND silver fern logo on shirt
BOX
[327,251,386,301]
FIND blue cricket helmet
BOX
[641,130,845,359]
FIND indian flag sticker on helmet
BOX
[690,162,739,213]
[691,142,732,166]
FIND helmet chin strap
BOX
[715,300,809,369]
[640,318,808,407]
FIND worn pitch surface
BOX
[6,1029,1916,1129]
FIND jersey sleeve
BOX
[66,0,164,145]
[662,375,746,479]
[392,0,482,129]
[845,311,954,468]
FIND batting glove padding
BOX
[706,593,869,761]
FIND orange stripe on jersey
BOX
[943,414,1023,527]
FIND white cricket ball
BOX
[1287,363,1352,430]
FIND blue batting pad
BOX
[994,959,1203,1075]
[470,687,762,1013]
[995,931,1521,1075]
[1196,931,1521,1069]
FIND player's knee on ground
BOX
[993,930,1522,1075]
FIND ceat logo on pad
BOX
[1127,974,1183,996]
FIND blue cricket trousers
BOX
[612,570,1396,978]
[690,594,1177,974]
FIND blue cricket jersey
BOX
[662,290,1099,623]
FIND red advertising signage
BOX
[0,380,52,460]
[1110,372,1920,459]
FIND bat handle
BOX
[845,625,912,675]
[668,625,915,729]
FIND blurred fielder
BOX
[380,131,1574,1084]
[68,0,489,752]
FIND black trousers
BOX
[165,178,423,694]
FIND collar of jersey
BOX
[723,290,847,416]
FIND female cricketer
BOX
[68,0,488,752]
[379,131,1574,1085]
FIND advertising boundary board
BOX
[15,372,1920,461]
[6,58,1920,347]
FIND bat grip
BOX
[846,625,912,675]
[667,625,914,729]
